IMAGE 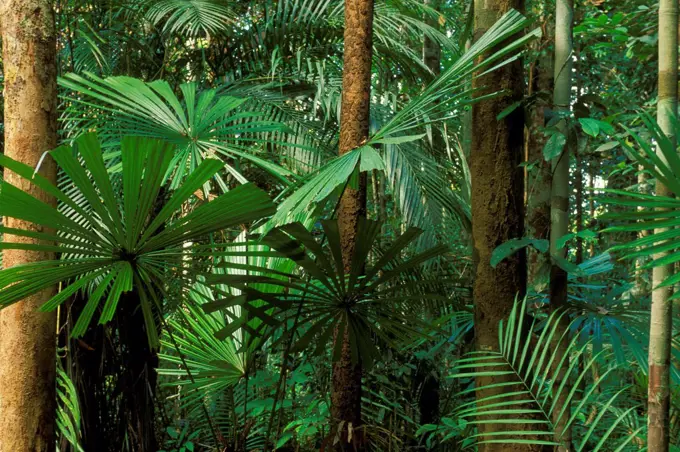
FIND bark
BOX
[471,0,541,450]
[647,0,678,447]
[332,0,374,448]
[526,4,554,291]
[550,0,574,448]
[0,1,59,451]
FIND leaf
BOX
[275,432,294,449]
[543,132,566,161]
[496,101,522,120]
[579,118,600,137]
[373,133,426,145]
[594,141,619,153]
[491,238,549,268]
[416,424,439,436]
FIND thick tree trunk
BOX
[471,0,540,450]
[0,1,59,451]
[526,4,554,291]
[647,0,678,447]
[332,0,374,448]
[550,0,574,448]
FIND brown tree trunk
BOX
[471,0,541,450]
[0,1,59,451]
[332,0,374,448]
[526,4,554,291]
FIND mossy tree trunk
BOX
[526,3,554,291]
[0,1,59,451]
[470,0,542,450]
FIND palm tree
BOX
[0,134,276,450]
[333,0,375,447]
[0,0,59,450]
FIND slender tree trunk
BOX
[332,0,374,448]
[526,3,554,291]
[588,165,597,258]
[647,0,678,447]
[550,0,574,448]
[633,167,651,297]
[471,0,542,450]
[0,1,59,451]
[574,142,585,265]
[417,5,442,434]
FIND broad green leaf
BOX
[543,132,566,161]
[490,238,549,268]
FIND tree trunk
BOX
[0,1,59,451]
[471,0,540,450]
[633,167,651,297]
[417,1,442,435]
[118,292,159,452]
[526,3,554,291]
[588,165,597,258]
[647,0,678,447]
[574,141,585,265]
[332,0,374,448]
[550,0,574,448]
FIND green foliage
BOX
[449,299,644,450]
[600,113,680,295]
[208,219,448,366]
[56,360,84,452]
[60,74,294,189]
[0,133,275,345]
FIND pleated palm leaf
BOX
[206,219,449,366]
[449,299,643,450]
[59,73,295,190]
[600,113,680,296]
[0,133,276,346]
[144,0,237,37]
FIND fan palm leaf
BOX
[59,73,295,190]
[0,133,276,345]
[207,219,449,366]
